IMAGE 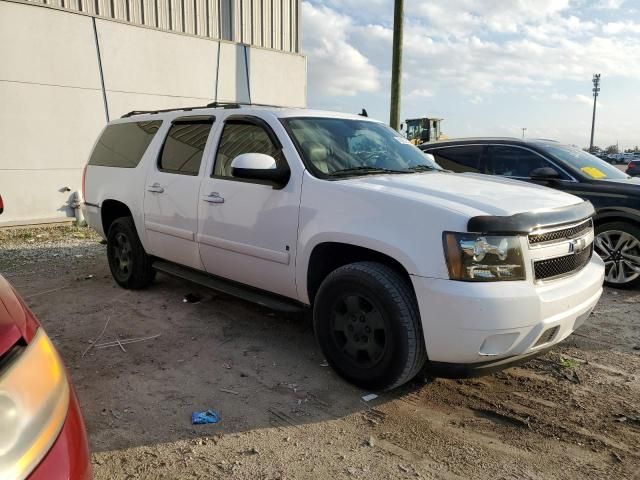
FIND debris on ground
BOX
[81,316,111,358]
[183,293,203,304]
[220,388,239,395]
[191,410,220,425]
[361,393,378,402]
[94,334,161,349]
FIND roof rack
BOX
[120,101,290,118]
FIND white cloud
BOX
[302,2,381,96]
[594,0,626,9]
[551,93,596,105]
[413,0,571,36]
[574,94,594,106]
[602,21,640,34]
[407,88,434,98]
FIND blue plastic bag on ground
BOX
[191,410,220,425]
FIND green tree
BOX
[605,144,619,154]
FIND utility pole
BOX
[389,0,404,131]
[521,128,527,139]
[589,73,601,152]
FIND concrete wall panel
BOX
[216,43,250,103]
[96,18,219,99]
[248,48,305,107]
[0,81,105,171]
[0,81,105,224]
[0,1,101,89]
[0,170,82,225]
[106,91,213,120]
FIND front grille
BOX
[534,245,593,281]
[529,219,593,245]
[534,326,559,347]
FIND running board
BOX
[152,260,305,313]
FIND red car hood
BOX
[0,275,38,356]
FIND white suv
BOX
[83,104,605,390]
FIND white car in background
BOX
[83,104,605,390]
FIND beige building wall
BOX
[0,0,306,226]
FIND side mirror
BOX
[230,153,290,189]
[423,153,436,163]
[530,167,560,180]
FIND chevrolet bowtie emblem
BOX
[569,237,587,254]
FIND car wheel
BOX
[313,262,427,391]
[594,222,640,288]
[107,217,155,289]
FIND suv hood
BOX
[343,172,584,217]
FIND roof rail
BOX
[120,101,292,119]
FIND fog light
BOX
[479,333,519,356]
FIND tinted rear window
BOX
[159,121,213,175]
[429,145,483,173]
[89,121,162,168]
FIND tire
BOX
[106,217,155,289]
[313,262,427,391]
[594,221,640,289]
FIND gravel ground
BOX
[1,225,639,480]
[0,224,103,274]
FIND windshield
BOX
[540,143,630,180]
[283,117,440,177]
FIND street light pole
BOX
[589,74,601,152]
[521,128,527,139]
[389,0,404,131]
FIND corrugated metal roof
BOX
[23,0,300,53]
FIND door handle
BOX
[147,183,165,193]
[203,192,224,204]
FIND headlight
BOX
[0,329,69,480]
[443,232,526,281]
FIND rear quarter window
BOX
[428,145,483,173]
[89,121,162,168]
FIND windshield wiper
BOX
[406,164,439,172]
[330,166,411,176]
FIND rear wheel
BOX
[594,221,640,288]
[107,217,155,289]
[313,262,426,391]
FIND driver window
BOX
[214,121,283,178]
[487,145,557,178]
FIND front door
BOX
[144,116,215,269]
[197,116,300,299]
[486,145,574,183]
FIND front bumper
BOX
[411,255,604,366]
[28,387,92,480]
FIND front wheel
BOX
[313,262,427,391]
[594,222,640,288]
[107,217,155,289]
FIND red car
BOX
[0,274,91,479]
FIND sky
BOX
[302,0,640,150]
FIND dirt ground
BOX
[1,225,639,480]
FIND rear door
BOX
[143,115,215,269]
[427,145,485,173]
[486,145,573,182]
